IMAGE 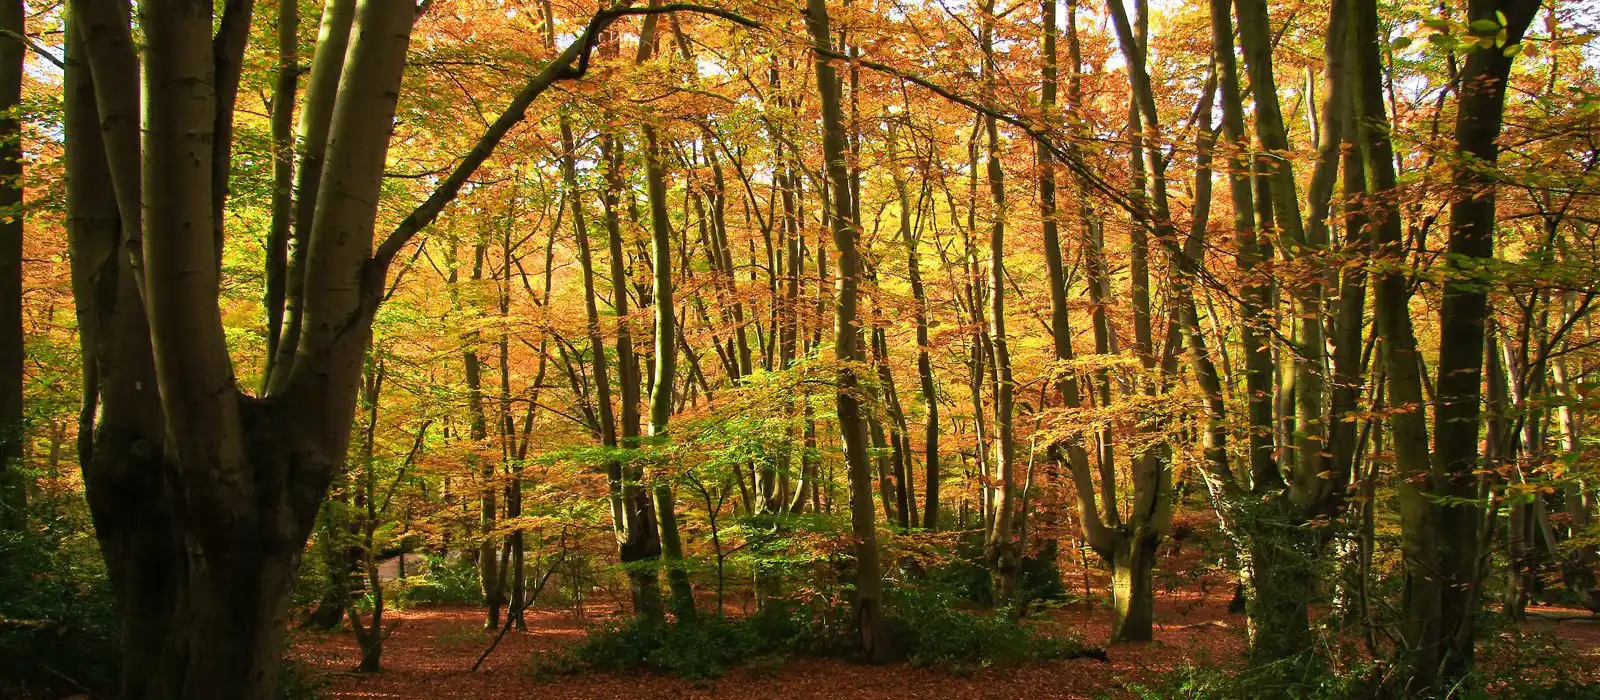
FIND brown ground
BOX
[288,568,1600,700]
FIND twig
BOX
[0,29,64,70]
[468,533,571,673]
[350,620,403,672]
[37,661,103,699]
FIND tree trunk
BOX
[603,119,665,621]
[1207,0,1274,494]
[461,243,503,629]
[66,0,415,693]
[0,0,23,531]
[653,482,695,622]
[807,0,890,661]
[1110,531,1157,641]
[1551,292,1599,611]
[1423,0,1537,685]
[262,0,298,377]
[978,0,1018,605]
[347,358,386,671]
[265,0,355,390]
[889,120,939,529]
[1350,0,1444,689]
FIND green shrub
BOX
[883,584,1088,672]
[277,656,329,700]
[1124,658,1379,700]
[1125,630,1600,700]
[395,554,482,606]
[550,602,837,680]
[550,583,1094,681]
[0,529,119,698]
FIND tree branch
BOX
[0,29,63,70]
[372,2,759,272]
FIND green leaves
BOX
[1468,18,1501,34]
[1418,11,1524,55]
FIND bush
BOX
[1126,629,1600,700]
[1124,658,1379,700]
[277,656,329,700]
[0,528,119,698]
[550,584,1095,680]
[554,602,832,680]
[884,584,1090,672]
[394,554,482,606]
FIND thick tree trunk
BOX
[1110,530,1157,641]
[65,26,179,696]
[0,0,23,531]
[1422,0,1536,685]
[1038,0,1095,557]
[1349,0,1447,690]
[66,0,414,694]
[1236,0,1326,485]
[1207,0,1273,492]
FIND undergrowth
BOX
[1122,627,1600,700]
[543,585,1097,680]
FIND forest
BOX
[2,0,1599,696]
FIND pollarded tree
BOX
[63,0,759,694]
[65,0,416,694]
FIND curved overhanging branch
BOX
[367,0,1277,367]
[371,2,759,273]
[370,1,1152,277]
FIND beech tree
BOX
[0,0,22,532]
[61,0,760,693]
[3,0,1589,696]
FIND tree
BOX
[0,0,23,532]
[806,0,889,661]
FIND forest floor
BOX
[291,562,1600,699]
[291,530,1600,700]
[291,600,1224,699]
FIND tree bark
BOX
[978,0,1018,606]
[263,0,299,376]
[807,0,890,660]
[265,0,355,390]
[0,0,23,531]
[641,99,695,630]
[603,112,665,621]
[890,120,938,530]
[66,0,416,694]
[1424,0,1537,684]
